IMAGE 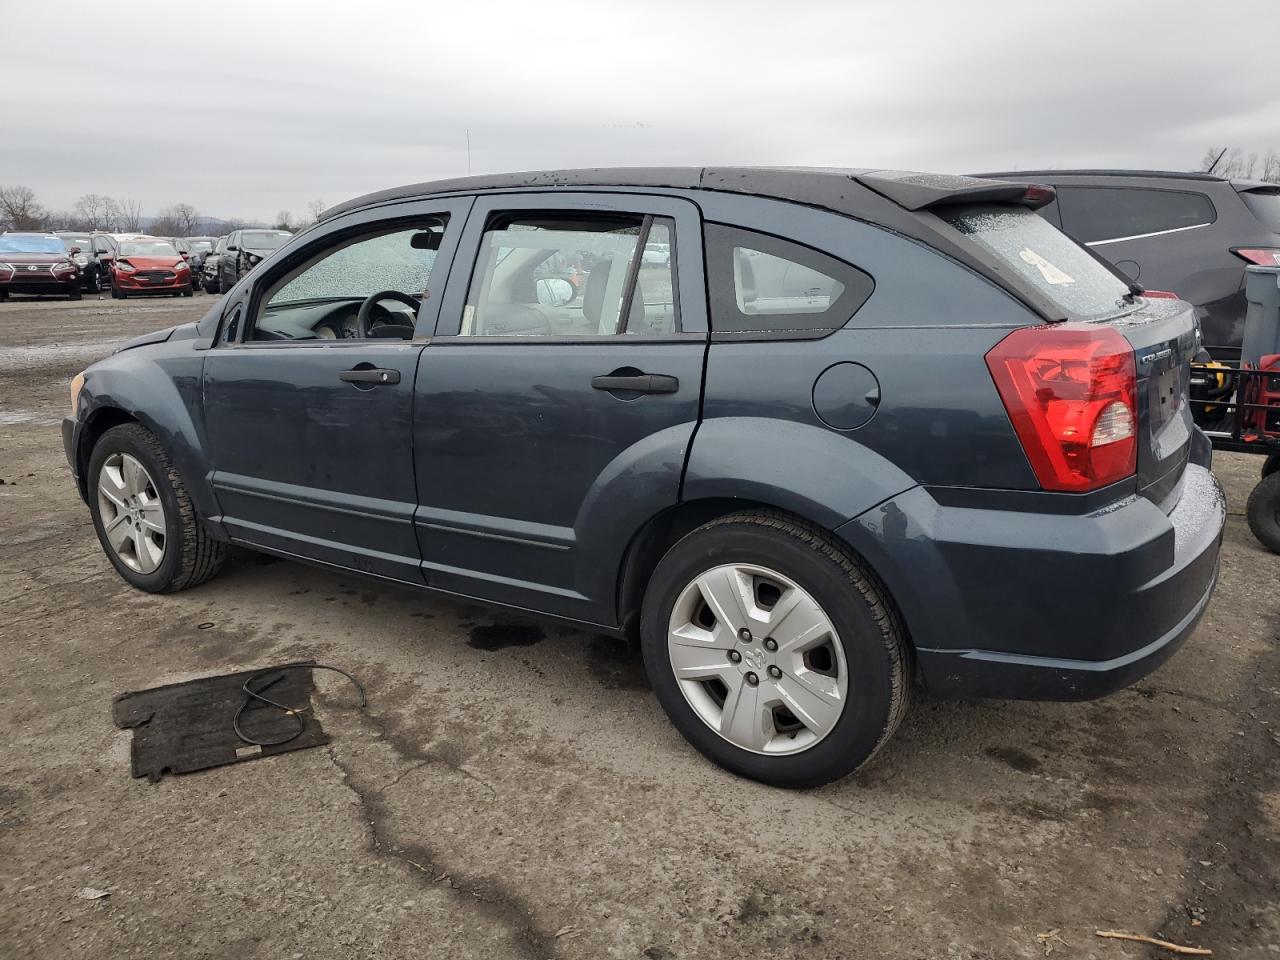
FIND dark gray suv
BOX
[60,168,1225,787]
[980,169,1280,361]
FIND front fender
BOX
[77,343,218,520]
[682,417,917,530]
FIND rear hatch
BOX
[939,202,1198,511]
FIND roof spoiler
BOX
[854,170,1055,212]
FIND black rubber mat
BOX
[112,662,329,782]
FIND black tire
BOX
[1246,472,1280,555]
[69,285,82,301]
[204,277,220,295]
[1263,454,1280,479]
[639,510,911,788]
[87,423,226,592]
[111,283,125,300]
[87,269,101,294]
[182,285,193,297]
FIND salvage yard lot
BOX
[0,295,1277,959]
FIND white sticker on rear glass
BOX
[1019,248,1075,285]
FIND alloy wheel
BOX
[97,453,166,574]
[666,563,848,755]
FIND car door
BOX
[414,191,709,625]
[201,198,472,581]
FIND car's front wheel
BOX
[88,423,226,592]
[640,511,911,788]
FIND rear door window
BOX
[461,214,678,337]
[1055,187,1217,244]
[941,204,1132,319]
[705,224,873,335]
[1240,190,1280,233]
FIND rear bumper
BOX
[836,461,1226,701]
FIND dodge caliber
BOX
[62,168,1226,787]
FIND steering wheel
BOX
[355,290,420,338]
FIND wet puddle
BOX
[0,339,128,372]
[0,409,61,427]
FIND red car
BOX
[110,237,195,299]
[0,233,82,300]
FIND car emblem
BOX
[27,265,38,271]
[743,647,768,671]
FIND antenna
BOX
[466,129,472,176]
[1206,147,1228,175]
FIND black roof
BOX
[976,168,1226,182]
[322,166,1044,224]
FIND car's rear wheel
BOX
[640,511,911,788]
[88,423,226,592]
[1247,472,1280,555]
[87,270,101,294]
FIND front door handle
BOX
[591,373,679,394]
[339,367,400,385]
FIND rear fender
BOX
[683,417,916,530]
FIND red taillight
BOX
[986,325,1138,492]
[1234,248,1280,266]
[1142,289,1179,299]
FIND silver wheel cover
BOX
[667,563,849,756]
[97,453,166,574]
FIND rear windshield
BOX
[187,239,214,253]
[1241,191,1280,233]
[941,204,1132,319]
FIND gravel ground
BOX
[1,292,1277,960]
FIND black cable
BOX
[233,661,368,747]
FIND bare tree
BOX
[0,185,48,230]
[173,202,199,236]
[1264,150,1280,184]
[1200,145,1280,184]
[116,198,144,232]
[73,193,116,229]
[305,199,326,225]
[274,210,298,231]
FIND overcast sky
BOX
[3,0,1278,222]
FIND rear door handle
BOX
[339,367,400,385]
[591,374,679,394]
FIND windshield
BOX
[186,239,214,253]
[242,231,290,250]
[120,240,178,257]
[0,235,66,254]
[1241,191,1280,234]
[60,236,92,251]
[941,204,1133,319]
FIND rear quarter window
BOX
[1055,186,1217,244]
[705,224,873,336]
[941,204,1132,319]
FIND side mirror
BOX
[536,277,575,307]
[180,252,190,260]
[226,244,238,252]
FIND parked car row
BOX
[0,227,294,301]
[199,229,293,294]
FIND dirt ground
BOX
[0,291,1277,960]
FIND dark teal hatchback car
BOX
[63,168,1226,786]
